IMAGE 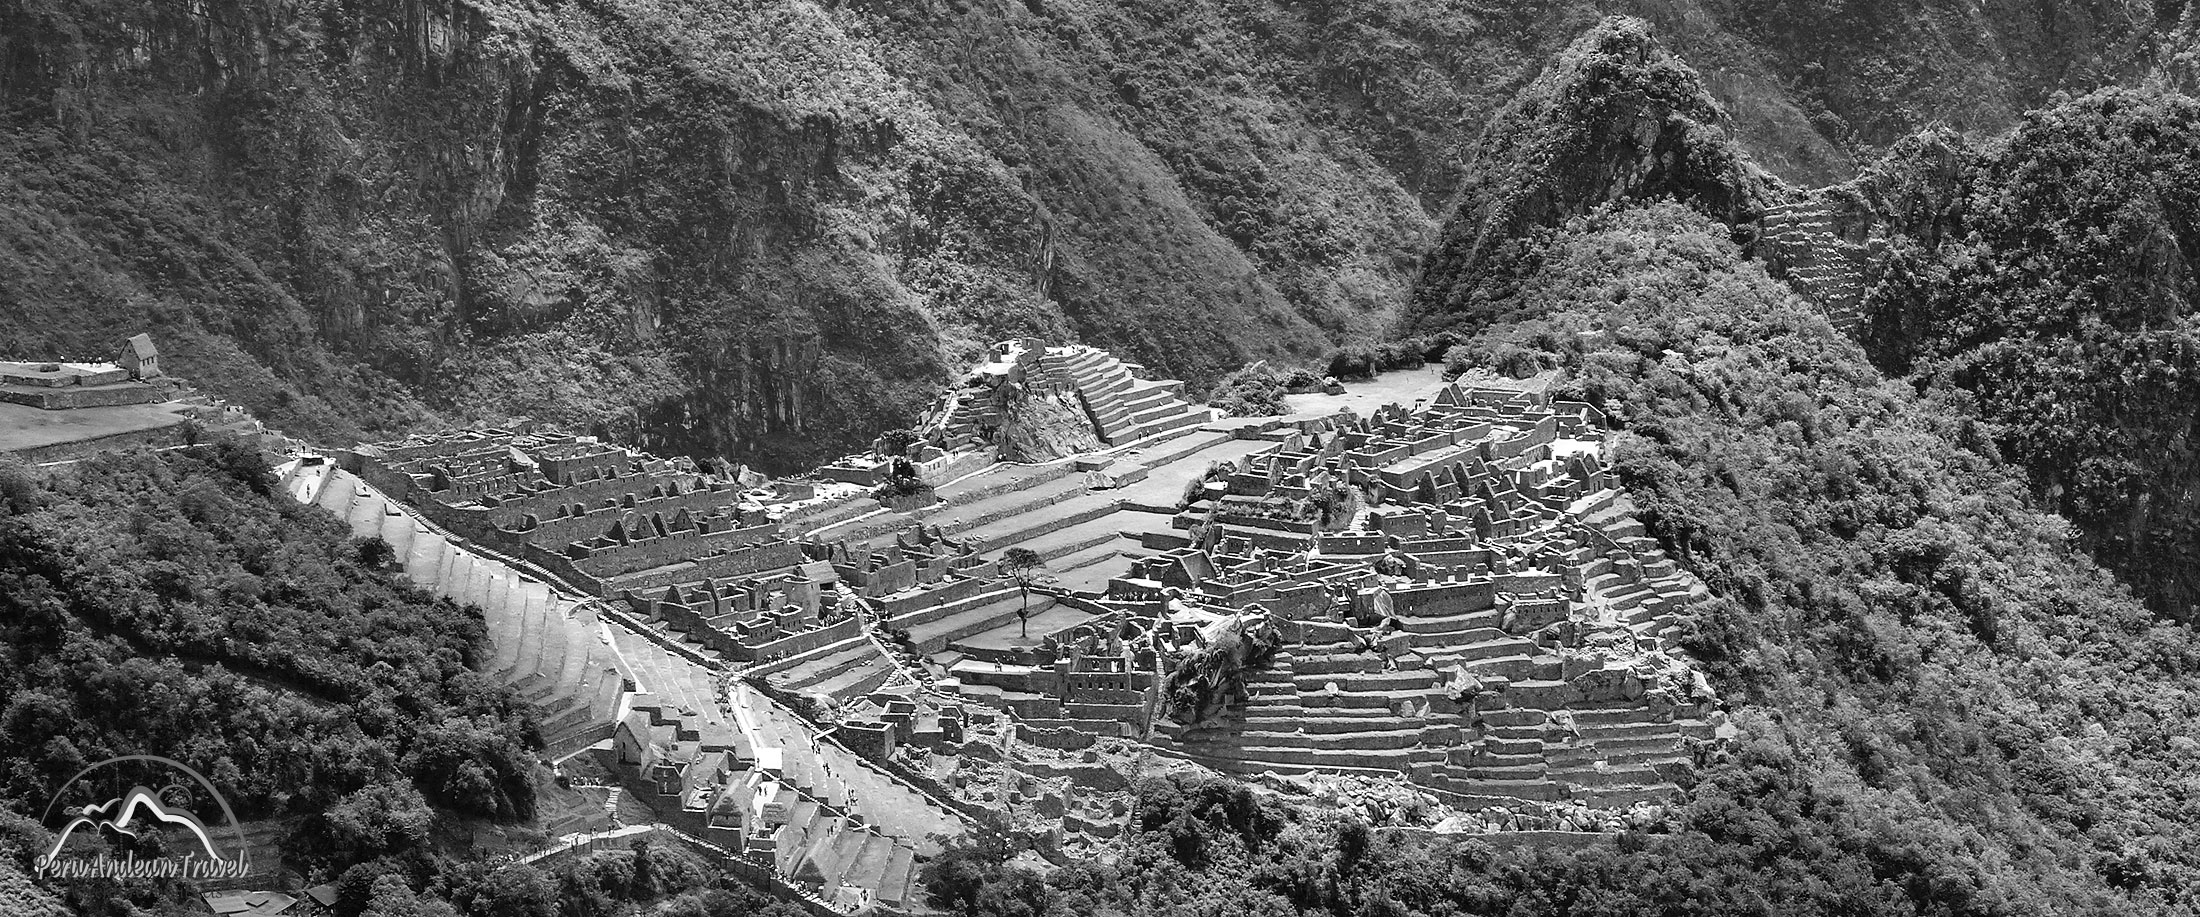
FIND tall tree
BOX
[998,548,1053,639]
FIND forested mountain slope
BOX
[1,0,2185,469]
[1374,28,2200,902]
[1398,17,1778,336]
[0,445,540,913]
[1831,90,2200,623]
[1402,17,2200,626]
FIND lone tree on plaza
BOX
[999,547,1054,638]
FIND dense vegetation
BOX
[1399,18,1774,337]
[1207,362,1308,418]
[1,1,2182,469]
[0,809,814,917]
[358,838,812,917]
[1491,205,2200,912]
[1398,15,2200,633]
[1829,88,2200,622]
[0,444,540,910]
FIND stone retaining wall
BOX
[5,419,191,463]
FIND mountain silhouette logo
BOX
[35,756,250,881]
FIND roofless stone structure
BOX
[297,340,1732,904]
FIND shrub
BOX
[1325,347,1378,380]
[1209,361,1292,417]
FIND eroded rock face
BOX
[993,387,1101,463]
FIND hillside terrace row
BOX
[334,426,963,908]
[858,379,1726,816]
[287,340,1231,906]
[322,340,1729,883]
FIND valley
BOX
[5,4,2200,917]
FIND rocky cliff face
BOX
[0,0,2185,470]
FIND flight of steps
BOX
[930,389,1001,452]
[1039,346,1213,446]
[291,464,627,750]
[1573,499,1710,646]
[1758,198,1878,335]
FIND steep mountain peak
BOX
[1401,17,1778,336]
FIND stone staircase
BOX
[1574,499,1710,646]
[932,389,1001,453]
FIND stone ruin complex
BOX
[286,339,1731,910]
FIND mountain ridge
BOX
[4,0,2189,470]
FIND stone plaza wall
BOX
[569,521,783,578]
[588,541,809,594]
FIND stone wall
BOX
[1386,579,1498,617]
[1016,723,1099,751]
[0,383,162,409]
[917,448,995,487]
[2,418,192,462]
[363,431,517,467]
[872,575,993,620]
[739,615,860,664]
[592,541,808,594]
[514,489,747,554]
[570,521,782,578]
[473,470,708,527]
